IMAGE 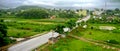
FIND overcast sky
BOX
[0,0,120,9]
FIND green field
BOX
[70,23,120,47]
[1,18,69,38]
[41,36,113,51]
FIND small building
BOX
[50,15,56,19]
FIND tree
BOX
[0,20,13,47]
[115,8,119,12]
[106,10,114,16]
[58,11,78,18]
[54,24,65,34]
[16,9,49,19]
[0,23,7,37]
[66,18,76,29]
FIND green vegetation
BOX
[0,20,15,47]
[41,36,113,51]
[0,14,73,38]
[2,18,67,38]
[70,23,120,47]
[54,18,77,34]
[1,5,120,51]
[40,8,120,51]
[54,24,65,34]
[65,18,77,29]
[16,9,49,19]
[1,16,75,38]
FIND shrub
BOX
[112,29,120,33]
[106,40,119,44]
[34,28,41,32]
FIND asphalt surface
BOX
[8,32,59,51]
[76,15,90,23]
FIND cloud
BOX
[22,0,101,7]
[23,0,57,6]
[72,3,96,8]
[0,0,120,9]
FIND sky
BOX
[0,0,120,9]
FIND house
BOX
[50,15,56,19]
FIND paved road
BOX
[76,15,90,23]
[8,32,59,51]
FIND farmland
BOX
[1,18,69,38]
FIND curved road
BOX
[8,32,59,51]
[8,15,91,51]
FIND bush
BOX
[112,29,120,33]
[0,23,14,47]
[0,19,4,22]
[106,40,119,44]
[3,37,13,45]
[34,28,41,32]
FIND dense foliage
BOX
[16,9,49,19]
[65,18,77,29]
[54,24,65,34]
[0,20,14,47]
[58,10,79,18]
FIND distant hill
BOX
[15,5,43,10]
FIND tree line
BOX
[0,8,80,19]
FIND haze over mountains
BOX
[0,0,120,9]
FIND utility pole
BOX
[104,1,107,15]
[81,0,82,9]
[105,1,107,11]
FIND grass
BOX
[1,18,69,23]
[42,36,113,51]
[70,23,120,47]
[32,18,69,23]
[5,21,56,38]
[1,18,69,38]
[7,27,39,38]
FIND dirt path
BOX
[69,34,120,51]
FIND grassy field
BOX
[70,23,120,47]
[41,36,113,51]
[1,18,69,38]
[1,18,69,24]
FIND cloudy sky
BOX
[0,0,120,9]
